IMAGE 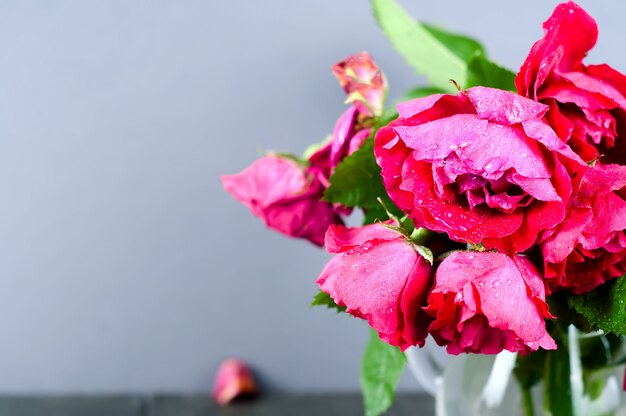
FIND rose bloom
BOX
[221,155,341,246]
[309,52,386,184]
[516,2,626,163]
[316,222,433,350]
[542,164,626,294]
[425,251,556,355]
[375,86,585,254]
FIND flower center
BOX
[432,157,534,214]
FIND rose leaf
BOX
[360,329,407,416]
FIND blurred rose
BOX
[516,2,626,163]
[212,359,258,405]
[222,155,342,246]
[316,222,433,350]
[425,251,556,354]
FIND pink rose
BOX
[221,155,342,246]
[308,106,371,186]
[516,2,626,163]
[316,222,433,350]
[542,164,626,294]
[375,86,585,254]
[425,251,556,355]
[332,51,387,117]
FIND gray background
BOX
[0,0,621,393]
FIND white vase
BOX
[405,326,626,416]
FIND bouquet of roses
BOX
[222,1,626,415]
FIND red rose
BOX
[542,164,626,294]
[375,86,584,254]
[316,222,433,350]
[425,251,556,355]
[516,2,626,163]
[222,155,342,246]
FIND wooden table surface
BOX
[0,394,434,415]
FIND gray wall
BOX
[0,0,622,393]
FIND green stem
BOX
[543,330,575,416]
[521,384,535,416]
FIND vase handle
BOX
[404,345,445,396]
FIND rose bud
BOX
[425,251,556,355]
[516,2,626,163]
[332,51,387,117]
[375,86,586,254]
[222,155,342,246]
[212,359,258,405]
[542,164,626,294]
[308,52,386,183]
[316,222,434,350]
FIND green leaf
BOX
[371,0,483,91]
[363,204,392,225]
[360,329,406,416]
[568,276,626,335]
[422,23,485,62]
[311,291,346,313]
[323,136,403,225]
[323,138,386,208]
[466,53,517,91]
